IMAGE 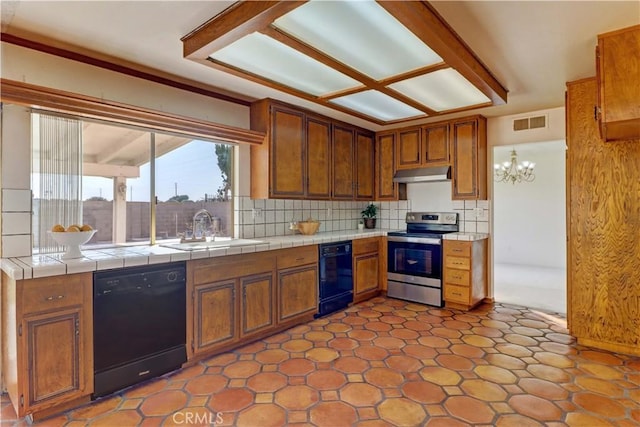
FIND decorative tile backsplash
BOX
[452,199,491,234]
[234,197,412,239]
[1,188,32,258]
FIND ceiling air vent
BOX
[513,115,547,131]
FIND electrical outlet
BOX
[473,207,483,218]
[327,208,332,218]
[252,208,263,220]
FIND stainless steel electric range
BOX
[386,212,459,307]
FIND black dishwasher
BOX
[93,262,187,398]
[317,241,353,317]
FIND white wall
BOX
[493,141,566,268]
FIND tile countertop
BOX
[1,229,392,281]
[443,232,490,241]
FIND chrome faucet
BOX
[183,209,215,242]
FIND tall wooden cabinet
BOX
[566,77,640,356]
[1,273,93,419]
[451,116,487,200]
[596,25,640,142]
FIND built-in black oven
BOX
[386,212,458,307]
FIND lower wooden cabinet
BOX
[188,246,318,361]
[277,245,318,323]
[1,272,93,419]
[353,237,382,303]
[443,239,488,310]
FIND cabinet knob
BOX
[45,295,65,301]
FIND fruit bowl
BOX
[48,230,97,259]
[296,220,320,235]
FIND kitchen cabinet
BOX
[396,127,422,169]
[332,124,356,200]
[276,245,319,324]
[306,115,332,199]
[189,252,276,359]
[566,77,640,356]
[1,272,93,420]
[443,239,487,311]
[451,116,487,200]
[423,122,450,166]
[352,237,382,303]
[355,131,375,200]
[375,132,399,200]
[596,25,640,142]
[240,272,275,339]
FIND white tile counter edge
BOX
[1,229,394,280]
[442,232,490,241]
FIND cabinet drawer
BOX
[21,274,87,314]
[353,238,379,255]
[445,256,471,270]
[444,268,470,286]
[277,245,318,269]
[445,284,470,304]
[444,241,471,257]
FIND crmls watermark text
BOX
[172,411,224,425]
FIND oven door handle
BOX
[407,260,418,265]
[387,236,442,245]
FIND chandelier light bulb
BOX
[494,149,536,184]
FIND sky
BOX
[33,140,225,202]
[81,140,225,202]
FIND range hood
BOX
[393,166,451,183]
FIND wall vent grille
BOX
[513,115,547,131]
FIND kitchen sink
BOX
[160,237,265,251]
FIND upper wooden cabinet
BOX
[250,99,373,201]
[423,122,450,166]
[332,125,355,200]
[395,122,450,171]
[355,131,375,200]
[306,116,332,200]
[375,132,399,201]
[451,116,487,200]
[396,128,422,169]
[596,25,640,142]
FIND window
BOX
[31,112,234,252]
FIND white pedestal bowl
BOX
[48,230,97,260]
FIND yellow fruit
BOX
[80,224,93,231]
[51,224,65,232]
[66,225,81,232]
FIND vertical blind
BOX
[35,113,83,253]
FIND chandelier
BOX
[494,149,535,184]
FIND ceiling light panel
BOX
[389,68,491,111]
[330,90,424,121]
[273,1,442,80]
[210,32,360,96]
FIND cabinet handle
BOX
[45,295,65,301]
[295,257,305,261]
[452,248,463,253]
[452,291,462,296]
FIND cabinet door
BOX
[193,280,237,355]
[306,116,332,199]
[240,272,274,338]
[597,26,640,141]
[332,125,355,199]
[451,118,486,200]
[22,308,85,412]
[353,253,379,302]
[355,131,375,200]
[271,106,306,198]
[396,128,421,169]
[376,132,397,200]
[278,265,318,322]
[423,123,450,166]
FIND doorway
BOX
[492,140,567,313]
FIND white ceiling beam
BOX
[83,162,139,178]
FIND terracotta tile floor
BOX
[2,297,640,426]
